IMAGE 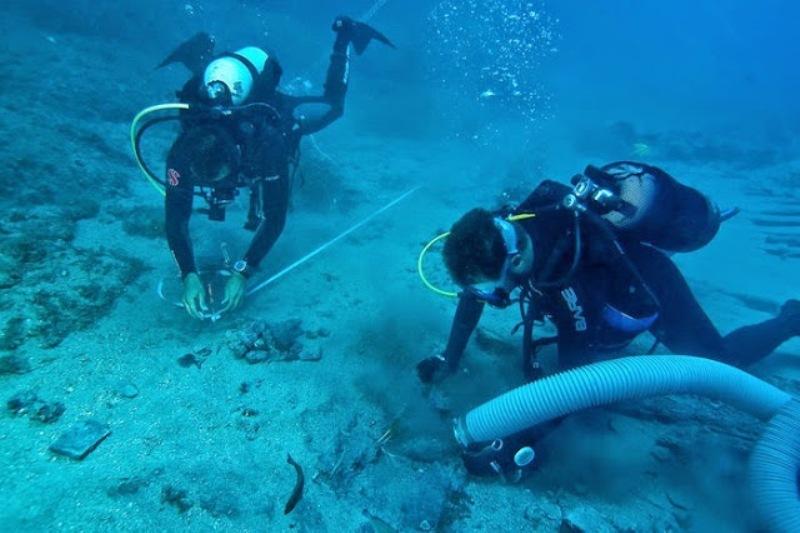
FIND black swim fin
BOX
[334,16,395,55]
[352,21,395,55]
[157,32,216,76]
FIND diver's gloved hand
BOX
[221,271,247,314]
[332,15,355,34]
[416,354,450,384]
[182,272,209,320]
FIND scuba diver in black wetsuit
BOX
[416,161,800,479]
[419,162,800,382]
[148,17,394,319]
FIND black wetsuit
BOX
[165,35,351,278]
[443,180,796,376]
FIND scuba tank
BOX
[581,161,722,253]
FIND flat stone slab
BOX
[50,420,111,460]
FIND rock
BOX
[223,319,314,364]
[32,401,66,423]
[7,390,38,414]
[117,382,139,399]
[560,505,613,533]
[0,354,31,375]
[268,319,303,351]
[525,499,563,529]
[177,353,202,369]
[7,390,65,424]
[49,419,111,460]
[161,485,193,513]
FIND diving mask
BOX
[464,218,521,308]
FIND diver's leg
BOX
[630,244,798,366]
[720,300,800,366]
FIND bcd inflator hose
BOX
[453,355,800,531]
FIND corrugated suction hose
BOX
[453,355,800,530]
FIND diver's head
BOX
[443,208,534,307]
[202,47,282,105]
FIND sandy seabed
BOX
[1,9,799,532]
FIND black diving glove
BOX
[416,354,450,384]
[332,15,396,55]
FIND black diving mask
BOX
[464,218,521,308]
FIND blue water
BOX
[1,1,799,531]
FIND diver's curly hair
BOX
[443,208,506,286]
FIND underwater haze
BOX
[1,0,799,531]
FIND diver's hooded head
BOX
[202,47,283,105]
[443,208,534,301]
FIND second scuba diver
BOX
[156,17,394,319]
[417,161,800,479]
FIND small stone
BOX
[651,444,671,463]
[268,319,303,351]
[177,353,201,368]
[32,401,65,424]
[49,419,111,460]
[161,485,193,513]
[7,390,38,414]
[117,382,139,399]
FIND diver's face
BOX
[508,227,534,280]
[464,222,533,307]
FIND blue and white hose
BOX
[453,355,800,531]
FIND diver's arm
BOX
[240,176,290,272]
[164,144,198,277]
[442,292,486,371]
[417,292,485,384]
[295,29,350,136]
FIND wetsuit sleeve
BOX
[164,145,197,278]
[294,34,350,136]
[442,292,486,372]
[241,175,291,271]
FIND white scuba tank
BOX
[202,47,270,105]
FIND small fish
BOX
[479,89,497,99]
[632,142,650,156]
[284,454,304,515]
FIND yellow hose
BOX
[130,103,190,196]
[417,231,458,298]
[417,213,537,298]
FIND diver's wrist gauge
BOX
[233,260,251,278]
